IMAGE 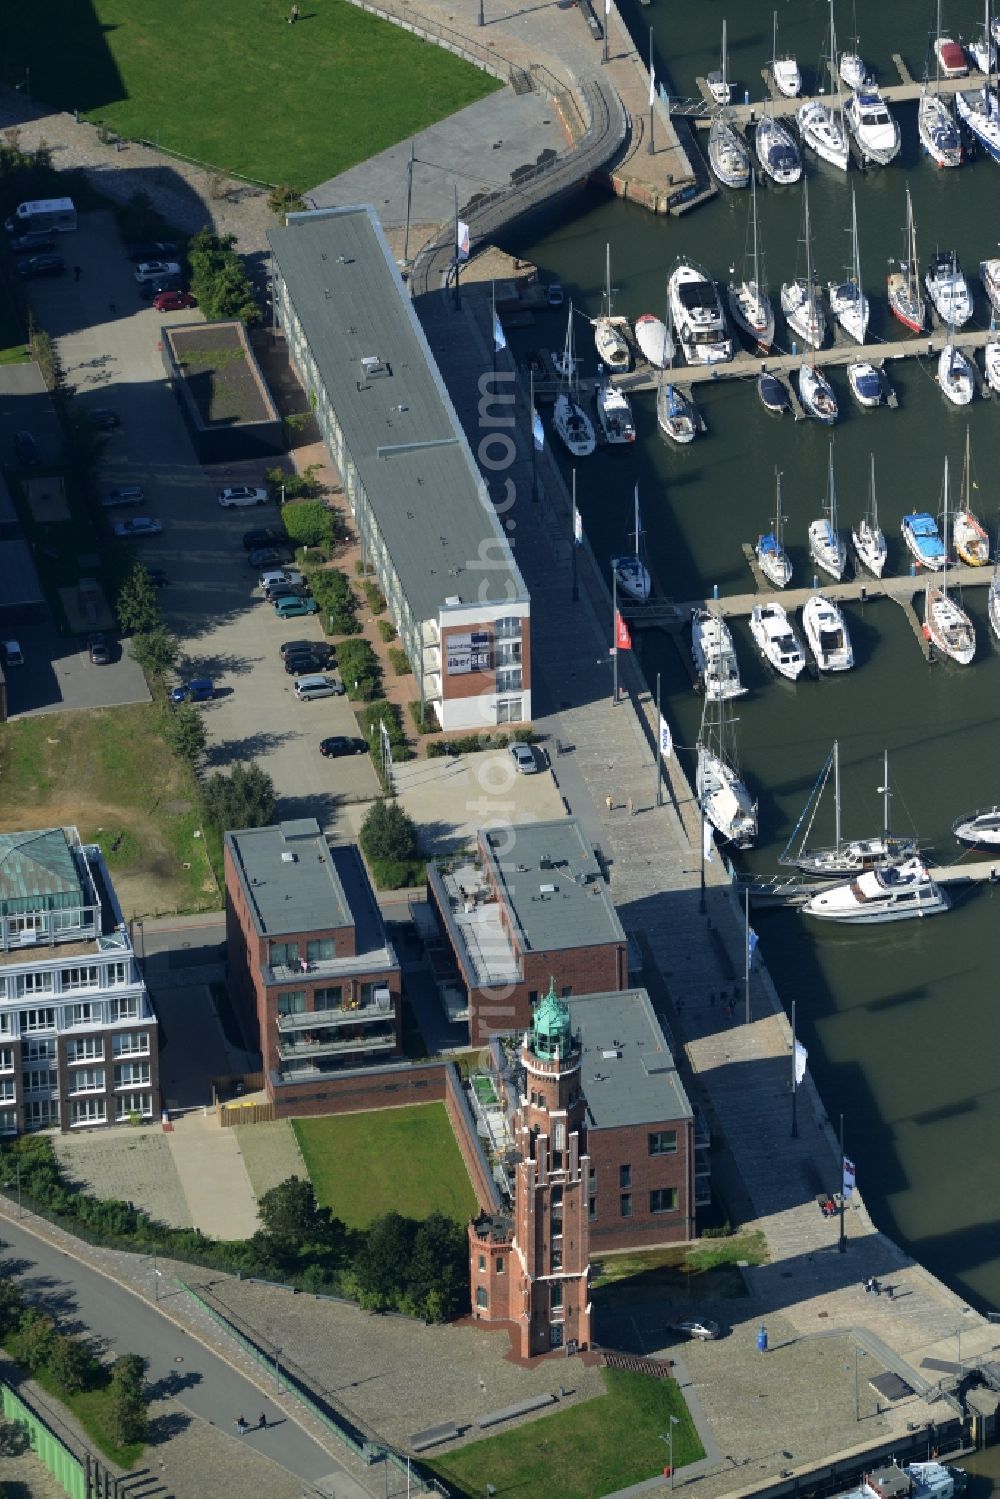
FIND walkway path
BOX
[165,1112,261,1241]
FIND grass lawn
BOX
[429,1370,704,1499]
[3,0,501,189]
[0,707,218,919]
[293,1103,479,1228]
[3,1351,144,1469]
[592,1231,767,1307]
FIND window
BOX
[495,639,521,666]
[24,1038,54,1063]
[588,1167,596,1189]
[0,1081,14,1104]
[68,1002,100,1028]
[52,910,81,934]
[60,966,99,991]
[550,1283,563,1309]
[650,1188,678,1215]
[277,991,306,1016]
[22,1069,56,1094]
[17,973,53,998]
[0,1013,10,1035]
[112,996,139,1021]
[11,915,41,938]
[553,1120,566,1151]
[495,617,520,640]
[619,1164,632,1189]
[620,1193,632,1219]
[106,962,128,986]
[528,990,538,1006]
[476,1287,488,1309]
[478,1254,486,1272]
[306,939,335,963]
[71,1098,107,1127]
[69,1067,106,1095]
[0,1110,16,1135]
[551,1246,563,1269]
[21,1008,55,1034]
[496,666,522,694]
[0,1049,12,1073]
[496,697,523,726]
[589,1196,597,1221]
[116,1093,152,1122]
[649,1130,678,1156]
[115,1062,150,1089]
[561,985,572,998]
[113,1032,149,1059]
[25,1100,57,1129]
[312,987,339,1011]
[67,1038,104,1064]
[269,942,300,969]
[495,1257,505,1275]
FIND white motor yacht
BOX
[925,251,973,326]
[980,257,1000,314]
[595,381,636,444]
[749,602,806,680]
[934,37,968,76]
[848,362,882,407]
[691,608,746,700]
[984,342,1000,393]
[953,807,1000,847]
[803,858,949,924]
[938,345,974,406]
[844,90,901,166]
[771,10,801,97]
[668,260,733,365]
[707,19,731,106]
[802,595,854,672]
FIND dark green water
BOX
[500,1,1000,1317]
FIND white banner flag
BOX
[794,1041,808,1085]
[658,713,672,759]
[703,818,714,863]
[842,1156,856,1200]
[649,63,656,109]
[573,504,583,544]
[532,407,545,451]
[604,0,609,15]
[493,310,506,352]
[456,220,470,262]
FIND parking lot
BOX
[17,211,378,816]
[2,619,150,717]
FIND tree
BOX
[200,762,276,834]
[0,1415,30,1456]
[48,1334,100,1395]
[258,1177,325,1250]
[130,625,176,678]
[407,1213,469,1321]
[360,799,418,864]
[9,1309,56,1373]
[0,1277,23,1338]
[268,184,307,217]
[109,1354,148,1447]
[163,703,207,764]
[356,1212,416,1310]
[117,564,161,636]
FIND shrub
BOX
[306,566,358,636]
[268,183,307,217]
[376,620,396,644]
[387,648,411,677]
[337,638,380,700]
[358,700,412,762]
[129,626,177,679]
[266,470,328,510]
[360,798,419,864]
[48,1335,101,1396]
[187,229,259,325]
[116,564,161,637]
[201,763,276,834]
[163,703,207,764]
[9,1310,56,1373]
[354,560,374,576]
[368,857,426,890]
[361,580,386,615]
[409,701,440,736]
[426,729,535,757]
[30,325,63,392]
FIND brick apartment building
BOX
[224,820,402,1104]
[426,818,627,1042]
[0,827,158,1133]
[469,981,694,1358]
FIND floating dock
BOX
[720,65,996,124]
[675,562,994,621]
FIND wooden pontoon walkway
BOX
[723,63,998,124]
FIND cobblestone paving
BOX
[53,1125,193,1229]
[234,1120,306,1200]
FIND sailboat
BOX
[771,9,801,98]
[828,190,869,344]
[691,608,746,700]
[551,305,596,458]
[798,0,850,172]
[920,1,963,168]
[887,186,926,333]
[727,174,774,350]
[707,19,731,106]
[593,244,630,371]
[969,0,996,72]
[852,455,887,577]
[611,486,651,602]
[989,540,1000,641]
[756,469,793,588]
[657,298,700,444]
[938,343,975,406]
[696,691,757,848]
[922,458,976,664]
[955,78,1000,164]
[782,182,827,350]
[755,99,803,185]
[781,744,918,876]
[953,429,990,566]
[808,444,848,581]
[925,250,973,327]
[708,111,751,190]
[840,4,871,92]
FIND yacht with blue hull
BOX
[955,84,1000,164]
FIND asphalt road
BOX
[0,1214,346,1491]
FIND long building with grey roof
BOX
[269,205,531,732]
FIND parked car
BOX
[138,275,184,302]
[153,289,197,312]
[126,240,178,262]
[510,742,539,775]
[1,641,24,667]
[13,430,39,467]
[319,736,367,758]
[220,485,268,508]
[9,231,55,254]
[294,674,344,701]
[101,485,144,509]
[260,568,304,591]
[89,408,119,431]
[668,1318,720,1342]
[284,649,327,675]
[170,678,215,703]
[274,596,319,619]
[248,545,294,569]
[280,638,332,663]
[113,516,163,537]
[266,583,311,605]
[134,260,182,284]
[88,633,111,666]
[18,254,65,280]
[243,526,288,551]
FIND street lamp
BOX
[660,1415,680,1490]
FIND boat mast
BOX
[907,186,920,308]
[827,441,838,533]
[604,243,613,320]
[881,750,890,842]
[869,453,878,532]
[833,739,842,853]
[721,18,728,91]
[751,173,760,295]
[803,181,817,363]
[850,189,861,294]
[775,468,783,548]
[633,484,642,558]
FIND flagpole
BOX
[839,1113,847,1254]
[530,369,538,504]
[402,141,415,267]
[571,469,579,602]
[602,0,609,65]
[612,568,619,706]
[453,185,461,310]
[655,672,663,808]
[491,280,497,378]
[648,27,655,156]
[791,999,799,1139]
[744,885,750,1025]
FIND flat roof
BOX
[0,539,44,609]
[268,205,527,625]
[566,989,692,1130]
[226,819,352,937]
[482,819,625,954]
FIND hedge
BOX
[388,647,411,676]
[337,638,380,700]
[359,700,412,762]
[426,729,534,756]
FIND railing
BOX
[277,999,393,1031]
[278,1032,396,1059]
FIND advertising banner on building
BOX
[446,631,492,675]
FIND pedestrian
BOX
[626,795,634,817]
[605,794,614,813]
[872,1278,882,1297]
[863,1277,872,1294]
[236,1415,248,1436]
[886,1284,894,1301]
[73,265,82,283]
[258,1411,267,1429]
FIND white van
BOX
[294,674,343,701]
[4,197,77,235]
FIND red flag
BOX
[615,612,632,651]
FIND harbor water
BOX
[499,0,1000,1320]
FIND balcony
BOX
[277,1030,396,1062]
[265,950,395,986]
[276,997,393,1033]
[426,861,519,989]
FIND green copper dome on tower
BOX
[532,977,571,1059]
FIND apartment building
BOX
[0,827,158,1133]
